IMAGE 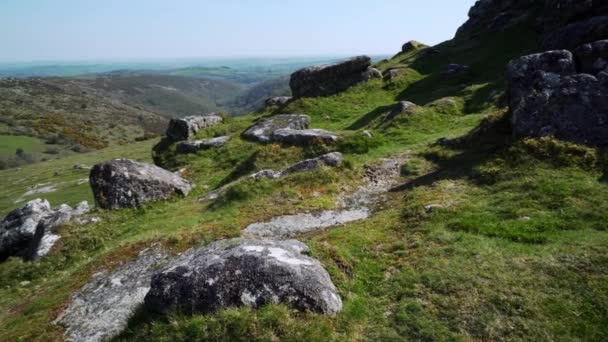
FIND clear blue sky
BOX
[0,0,475,62]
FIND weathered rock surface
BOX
[290,56,377,98]
[144,239,342,315]
[165,115,223,141]
[56,244,169,342]
[90,159,193,209]
[383,101,418,122]
[271,128,339,145]
[542,16,608,50]
[242,114,310,143]
[244,209,369,239]
[0,199,90,261]
[456,0,540,38]
[251,152,343,180]
[508,50,608,146]
[384,68,402,81]
[265,96,292,107]
[175,136,230,154]
[573,39,608,74]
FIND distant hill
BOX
[227,76,291,114]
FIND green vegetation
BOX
[1,21,607,342]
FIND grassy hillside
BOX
[0,22,607,342]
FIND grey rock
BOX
[175,136,230,154]
[271,128,338,145]
[73,164,91,170]
[573,40,608,74]
[265,96,293,107]
[290,56,375,98]
[73,201,91,216]
[165,115,223,141]
[366,67,383,79]
[145,239,342,315]
[456,0,538,38]
[383,101,418,122]
[508,50,608,146]
[56,244,169,342]
[251,152,343,180]
[242,114,310,143]
[542,16,608,50]
[447,63,469,74]
[90,159,193,209]
[384,68,402,81]
[244,209,369,239]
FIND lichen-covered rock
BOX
[456,0,540,38]
[290,56,376,98]
[175,136,230,154]
[383,68,402,81]
[56,244,169,342]
[366,67,383,79]
[90,159,193,209]
[383,101,418,122]
[0,199,90,261]
[508,50,608,146]
[251,152,343,180]
[265,96,292,107]
[271,128,338,145]
[144,239,342,315]
[573,40,608,74]
[242,114,310,143]
[165,115,223,141]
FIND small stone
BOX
[175,136,230,154]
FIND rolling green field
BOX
[0,21,607,342]
[0,134,47,156]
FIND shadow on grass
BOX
[217,152,258,188]
[346,104,395,130]
[112,305,164,341]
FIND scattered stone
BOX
[0,199,89,261]
[384,68,402,81]
[244,209,368,239]
[90,159,193,209]
[165,115,223,141]
[446,63,469,74]
[424,202,455,213]
[366,67,383,79]
[383,101,418,122]
[265,96,293,107]
[56,244,169,342]
[271,128,338,145]
[73,164,91,170]
[290,56,377,98]
[242,114,310,143]
[402,40,427,53]
[508,50,608,146]
[573,40,608,75]
[175,136,230,154]
[144,239,342,315]
[251,152,343,180]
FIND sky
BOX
[0,0,475,62]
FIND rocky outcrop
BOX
[144,239,342,315]
[573,40,608,74]
[383,101,418,122]
[56,244,169,342]
[402,40,427,53]
[290,56,378,98]
[242,114,310,143]
[270,128,338,145]
[265,96,292,107]
[251,152,343,180]
[175,136,230,154]
[542,16,608,50]
[455,0,540,38]
[508,49,608,146]
[90,159,193,209]
[165,115,223,141]
[0,199,90,261]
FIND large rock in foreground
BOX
[166,115,223,141]
[0,199,90,261]
[508,49,608,146]
[290,56,377,98]
[90,159,193,209]
[56,244,169,342]
[242,114,310,143]
[145,239,342,315]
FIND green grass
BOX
[1,21,607,342]
[0,134,47,156]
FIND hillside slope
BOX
[1,2,607,341]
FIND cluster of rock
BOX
[289,56,381,98]
[90,159,193,209]
[265,96,292,107]
[0,199,90,261]
[165,115,223,141]
[508,43,608,146]
[242,114,338,145]
[175,136,230,154]
[251,152,343,180]
[457,0,607,51]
